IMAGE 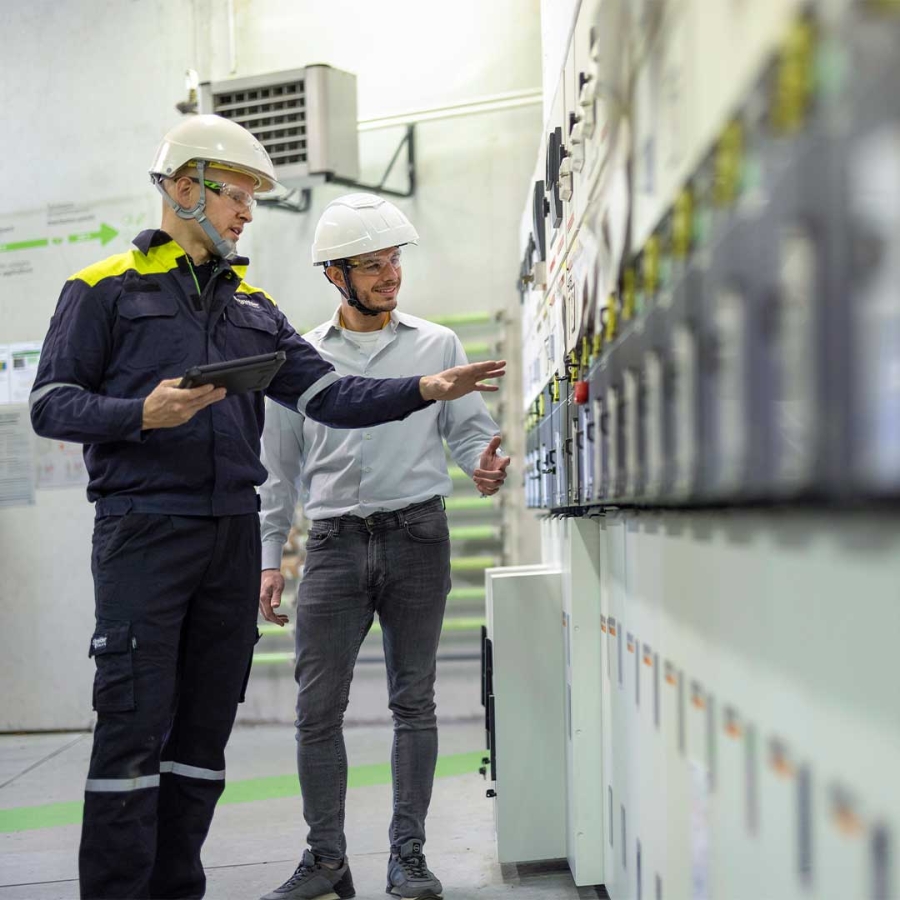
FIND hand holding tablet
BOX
[178,351,287,394]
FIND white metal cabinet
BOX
[562,517,606,885]
[485,566,567,864]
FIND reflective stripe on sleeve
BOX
[84,774,160,793]
[296,371,341,414]
[160,761,226,781]
[29,382,86,408]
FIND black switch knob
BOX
[486,789,497,798]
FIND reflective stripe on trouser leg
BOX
[85,775,161,792]
[160,761,226,781]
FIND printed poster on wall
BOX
[0,349,9,404]
[0,341,88,489]
[8,342,42,404]
[0,406,35,508]
[34,438,89,490]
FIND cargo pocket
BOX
[89,622,136,713]
[238,629,262,703]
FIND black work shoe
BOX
[385,839,443,899]
[260,849,355,900]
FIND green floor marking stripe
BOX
[0,750,486,834]
[0,800,84,833]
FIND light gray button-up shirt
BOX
[260,308,499,569]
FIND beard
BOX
[360,286,399,309]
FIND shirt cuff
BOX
[117,398,148,442]
[261,540,285,571]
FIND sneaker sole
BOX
[385,889,442,900]
[266,889,353,900]
[265,893,348,900]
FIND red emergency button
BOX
[574,381,589,404]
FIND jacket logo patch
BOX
[235,297,260,309]
[92,636,107,651]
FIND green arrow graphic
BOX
[0,223,119,253]
[68,223,118,246]
[0,238,49,253]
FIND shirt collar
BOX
[323,307,420,339]
[132,229,249,268]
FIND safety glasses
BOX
[346,249,402,277]
[189,177,257,212]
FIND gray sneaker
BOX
[260,849,355,900]
[385,840,443,899]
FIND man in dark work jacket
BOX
[29,114,505,900]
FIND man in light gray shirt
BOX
[258,194,509,900]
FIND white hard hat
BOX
[312,193,419,264]
[150,114,279,193]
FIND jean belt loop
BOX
[331,516,340,536]
[440,495,446,511]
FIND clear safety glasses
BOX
[190,177,257,213]
[346,250,403,277]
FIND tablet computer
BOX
[178,351,286,394]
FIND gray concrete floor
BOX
[0,720,597,899]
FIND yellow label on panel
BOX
[643,237,660,294]
[771,17,816,134]
[604,296,618,342]
[672,188,694,257]
[714,120,744,207]
[622,268,636,320]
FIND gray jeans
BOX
[293,495,451,862]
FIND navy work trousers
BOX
[78,512,260,899]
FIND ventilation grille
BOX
[211,79,307,167]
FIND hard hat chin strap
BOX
[152,160,237,260]
[322,261,382,317]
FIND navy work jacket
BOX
[30,230,430,517]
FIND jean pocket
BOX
[89,622,136,713]
[305,526,333,548]
[404,513,450,544]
